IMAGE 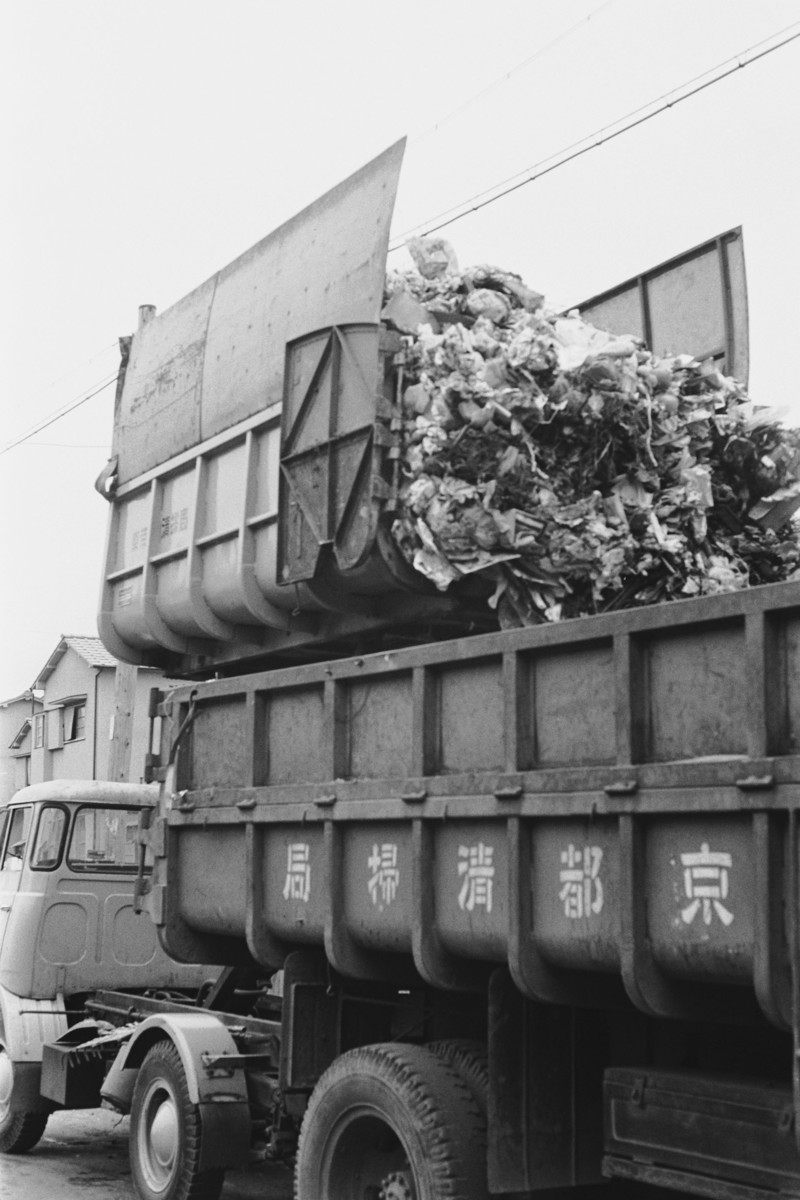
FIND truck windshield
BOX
[67,806,143,873]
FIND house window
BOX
[33,714,45,749]
[16,756,31,788]
[63,703,86,742]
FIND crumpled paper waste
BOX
[383,239,800,625]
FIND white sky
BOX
[1,0,799,699]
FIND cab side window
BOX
[30,806,68,870]
[68,807,145,872]
[0,807,33,872]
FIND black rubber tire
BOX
[129,1039,225,1200]
[0,1043,48,1154]
[295,1041,488,1200]
[427,1039,489,1114]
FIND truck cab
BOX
[0,781,208,1153]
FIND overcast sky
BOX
[1,0,799,700]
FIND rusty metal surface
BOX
[139,580,800,1031]
[113,141,405,484]
[604,1068,800,1191]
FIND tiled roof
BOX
[0,691,36,708]
[62,636,118,669]
[33,636,118,688]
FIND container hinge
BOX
[144,753,163,784]
[314,794,337,808]
[401,789,427,805]
[495,785,523,801]
[138,815,167,859]
[736,774,775,792]
[604,780,639,797]
[133,807,154,909]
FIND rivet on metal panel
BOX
[495,785,523,801]
[736,774,775,791]
[401,789,427,804]
[314,794,337,808]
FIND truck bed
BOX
[146,579,800,1028]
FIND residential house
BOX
[1,636,177,802]
[0,691,42,799]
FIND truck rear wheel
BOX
[0,1045,48,1154]
[295,1042,488,1200]
[130,1039,224,1200]
[427,1040,488,1114]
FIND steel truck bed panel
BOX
[113,143,405,486]
[149,581,800,1024]
[603,1068,799,1192]
[98,140,495,674]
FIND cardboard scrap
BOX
[386,242,800,624]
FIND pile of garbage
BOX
[385,238,800,625]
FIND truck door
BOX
[0,804,33,956]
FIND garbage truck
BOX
[2,138,799,1200]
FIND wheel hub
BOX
[149,1096,178,1172]
[138,1084,179,1189]
[379,1170,414,1200]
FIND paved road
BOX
[0,1108,293,1200]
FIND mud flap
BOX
[198,1101,252,1170]
[488,968,607,1192]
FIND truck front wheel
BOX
[130,1039,224,1200]
[295,1042,488,1200]
[0,1046,48,1154]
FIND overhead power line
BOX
[412,0,617,143]
[39,342,119,390]
[1,374,118,456]
[15,442,112,450]
[390,21,800,250]
[6,21,797,457]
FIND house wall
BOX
[0,697,37,803]
[3,652,174,793]
[30,650,99,784]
